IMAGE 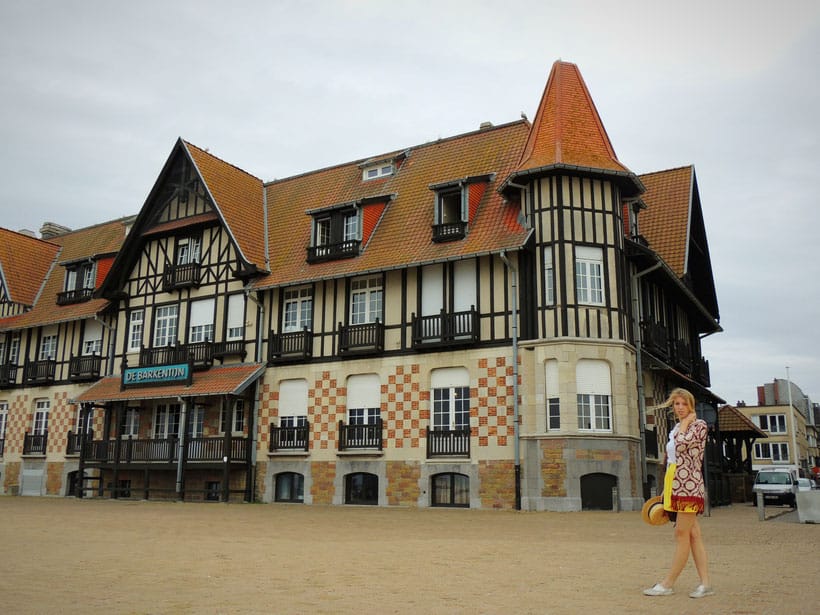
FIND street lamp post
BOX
[786,367,799,474]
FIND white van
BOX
[752,468,798,507]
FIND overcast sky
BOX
[1,1,818,407]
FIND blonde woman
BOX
[643,388,713,599]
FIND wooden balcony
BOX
[24,359,56,385]
[23,432,48,455]
[694,357,711,388]
[212,340,247,361]
[338,418,383,451]
[0,362,18,388]
[412,308,478,349]
[640,320,669,359]
[82,436,249,464]
[338,321,384,355]
[671,339,692,372]
[432,221,467,242]
[426,427,470,458]
[268,329,312,363]
[56,287,94,305]
[69,354,102,382]
[306,239,360,263]
[269,423,310,452]
[66,430,92,455]
[162,262,201,291]
[140,342,212,370]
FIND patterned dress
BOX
[668,418,707,513]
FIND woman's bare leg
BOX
[660,512,695,588]
[689,517,710,586]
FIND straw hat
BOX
[641,495,669,526]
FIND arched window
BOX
[275,472,304,503]
[345,472,378,505]
[431,472,469,508]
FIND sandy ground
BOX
[0,497,816,615]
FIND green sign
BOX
[123,363,190,387]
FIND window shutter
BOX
[431,367,469,389]
[190,299,214,327]
[545,360,559,397]
[576,359,611,395]
[279,379,308,417]
[347,374,381,408]
[453,260,475,312]
[421,265,443,316]
[226,294,244,331]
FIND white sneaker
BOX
[643,583,674,596]
[689,585,714,598]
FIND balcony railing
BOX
[671,339,692,372]
[268,329,312,363]
[426,427,470,458]
[0,362,18,388]
[66,430,92,455]
[432,221,467,243]
[24,359,56,385]
[82,436,249,464]
[213,340,247,360]
[640,321,669,359]
[412,308,479,348]
[69,354,102,381]
[694,357,711,388]
[56,287,94,305]
[162,262,201,291]
[338,418,383,451]
[23,432,48,455]
[306,239,360,263]
[338,321,384,355]
[269,422,310,452]
[139,342,212,370]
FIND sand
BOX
[0,497,816,615]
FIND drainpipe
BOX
[176,396,187,498]
[499,250,521,510]
[631,261,662,498]
[245,286,265,502]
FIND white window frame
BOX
[177,236,201,265]
[75,407,94,434]
[39,334,58,361]
[128,309,144,352]
[350,276,383,325]
[576,359,612,432]
[575,246,604,306]
[8,336,20,364]
[754,441,790,462]
[283,287,313,333]
[226,294,245,341]
[362,163,393,181]
[347,374,381,425]
[221,399,246,435]
[343,211,359,242]
[0,401,8,440]
[279,379,308,428]
[435,186,466,225]
[545,359,560,431]
[189,299,215,344]
[544,249,555,305]
[33,399,50,435]
[82,319,103,356]
[153,403,181,439]
[153,305,179,347]
[753,413,787,434]
[187,404,205,438]
[121,408,140,437]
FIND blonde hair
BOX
[660,387,696,416]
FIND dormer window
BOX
[307,206,361,263]
[362,163,394,181]
[430,174,493,243]
[57,261,96,305]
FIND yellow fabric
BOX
[663,463,700,513]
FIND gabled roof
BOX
[0,218,130,331]
[184,141,266,269]
[0,228,60,307]
[719,405,767,438]
[253,121,532,289]
[508,61,640,194]
[638,165,719,320]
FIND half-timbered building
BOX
[0,60,722,510]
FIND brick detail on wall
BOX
[541,438,567,497]
[46,461,64,495]
[384,364,423,449]
[311,461,336,505]
[475,355,517,448]
[4,461,21,491]
[310,371,343,450]
[386,461,421,506]
[255,459,267,501]
[479,460,515,509]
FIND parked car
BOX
[752,468,798,507]
[796,478,815,492]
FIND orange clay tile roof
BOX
[184,142,266,270]
[0,217,131,331]
[719,405,767,437]
[638,166,693,277]
[0,228,59,306]
[72,362,265,403]
[253,120,532,289]
[516,61,631,175]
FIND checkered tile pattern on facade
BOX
[476,356,517,447]
[259,382,274,446]
[384,363,424,449]
[47,391,73,454]
[310,371,344,450]
[4,394,30,455]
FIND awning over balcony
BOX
[72,363,265,404]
